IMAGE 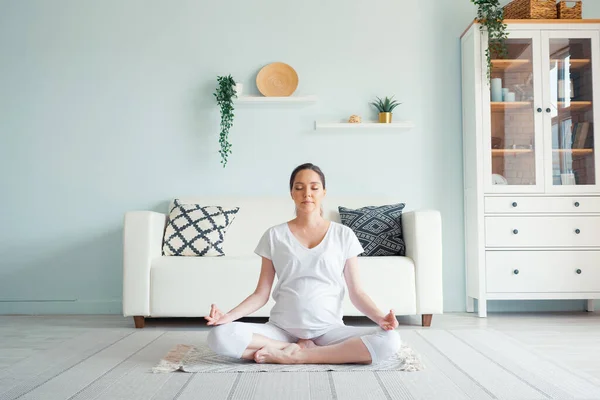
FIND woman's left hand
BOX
[377,309,399,331]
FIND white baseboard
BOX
[0,300,122,314]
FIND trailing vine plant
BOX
[214,75,237,167]
[471,0,509,83]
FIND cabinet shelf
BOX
[491,59,590,72]
[553,148,594,154]
[552,59,591,69]
[492,149,534,157]
[491,101,592,113]
[491,148,593,157]
[557,101,592,111]
[491,59,531,71]
[491,102,532,111]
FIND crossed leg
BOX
[207,321,303,360]
[254,325,401,365]
[238,336,316,360]
[208,322,401,365]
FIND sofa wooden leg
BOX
[421,314,432,327]
[133,316,145,329]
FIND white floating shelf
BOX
[314,121,415,130]
[235,95,317,104]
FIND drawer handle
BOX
[512,202,518,207]
[513,269,520,275]
[576,269,582,274]
[513,229,519,234]
[574,201,580,207]
[575,229,581,234]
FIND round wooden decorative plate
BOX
[256,62,298,97]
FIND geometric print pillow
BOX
[338,203,405,257]
[162,199,240,256]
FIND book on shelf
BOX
[571,122,592,149]
[585,130,594,148]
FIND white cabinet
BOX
[484,216,600,247]
[486,251,600,293]
[461,20,600,317]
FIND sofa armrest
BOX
[123,211,167,316]
[402,210,443,315]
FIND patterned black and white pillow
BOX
[338,203,405,257]
[162,199,239,256]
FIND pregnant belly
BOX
[271,291,342,328]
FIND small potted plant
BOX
[214,75,237,168]
[370,96,402,123]
[471,0,508,83]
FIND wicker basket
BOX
[557,1,582,19]
[503,0,557,19]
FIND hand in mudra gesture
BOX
[378,309,399,331]
[204,304,234,326]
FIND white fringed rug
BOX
[152,343,423,373]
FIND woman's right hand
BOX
[204,304,234,326]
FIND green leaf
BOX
[472,0,508,83]
[215,74,237,167]
[371,97,386,112]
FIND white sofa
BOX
[123,197,443,328]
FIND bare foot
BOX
[254,343,302,364]
[297,339,317,349]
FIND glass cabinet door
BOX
[485,33,544,193]
[542,31,600,192]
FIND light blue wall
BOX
[1,0,599,314]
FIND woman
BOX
[205,163,401,365]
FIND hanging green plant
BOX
[214,75,237,168]
[471,0,509,83]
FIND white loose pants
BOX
[207,321,401,364]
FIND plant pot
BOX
[233,82,243,96]
[379,112,392,123]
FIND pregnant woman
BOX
[206,163,401,365]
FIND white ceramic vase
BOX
[491,78,503,102]
[234,82,243,96]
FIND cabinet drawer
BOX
[485,196,600,214]
[485,216,600,247]
[486,251,600,293]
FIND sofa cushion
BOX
[162,199,239,256]
[149,255,416,317]
[170,196,407,257]
[338,203,406,256]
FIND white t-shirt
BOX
[254,221,365,339]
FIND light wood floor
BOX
[1,312,599,398]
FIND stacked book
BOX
[571,122,593,149]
